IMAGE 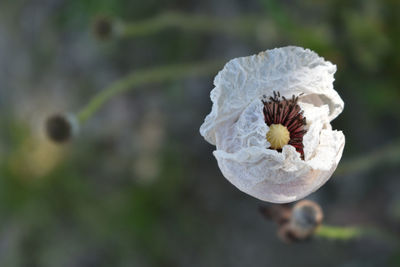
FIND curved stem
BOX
[120,12,261,38]
[77,60,223,124]
[335,139,400,176]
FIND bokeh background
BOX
[1,0,400,266]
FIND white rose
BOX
[200,46,345,203]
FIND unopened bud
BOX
[259,204,291,225]
[92,16,114,40]
[277,223,301,244]
[45,114,78,143]
[288,200,323,240]
[260,200,324,244]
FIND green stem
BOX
[316,225,363,240]
[77,60,223,124]
[258,0,332,52]
[335,139,400,176]
[120,10,332,53]
[316,225,399,244]
[121,12,261,38]
[259,0,294,32]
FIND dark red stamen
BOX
[262,92,307,159]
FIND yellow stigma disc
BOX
[266,124,290,150]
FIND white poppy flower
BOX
[200,46,345,203]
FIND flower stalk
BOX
[120,12,259,38]
[77,60,223,124]
[335,139,400,176]
[316,225,399,244]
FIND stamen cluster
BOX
[262,92,307,159]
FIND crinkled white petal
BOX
[200,46,345,203]
[200,46,344,145]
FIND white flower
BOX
[200,46,345,203]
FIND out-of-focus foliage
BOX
[0,0,399,266]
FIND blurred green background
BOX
[0,0,400,266]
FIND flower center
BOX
[262,91,307,159]
[266,124,290,149]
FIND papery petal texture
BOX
[200,46,345,203]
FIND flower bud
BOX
[288,200,323,240]
[45,114,78,143]
[259,205,291,226]
[277,223,301,244]
[92,16,114,40]
[260,200,324,243]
